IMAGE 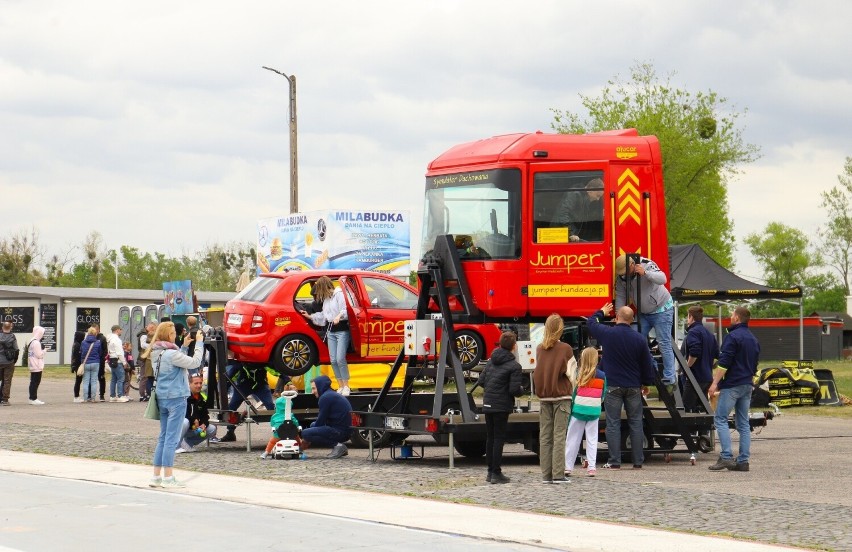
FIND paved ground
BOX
[2,375,851,551]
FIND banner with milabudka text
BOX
[256,209,410,276]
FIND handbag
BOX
[76,342,95,377]
[143,354,162,420]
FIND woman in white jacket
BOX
[27,326,46,405]
[299,276,351,396]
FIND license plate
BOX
[384,416,406,430]
[227,313,243,326]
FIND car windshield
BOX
[233,277,281,303]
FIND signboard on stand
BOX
[256,209,410,277]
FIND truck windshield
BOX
[422,169,521,260]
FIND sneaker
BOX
[175,448,187,454]
[486,472,492,483]
[148,477,162,488]
[730,462,750,472]
[109,397,118,402]
[341,386,351,397]
[29,399,44,405]
[209,437,221,443]
[632,464,643,469]
[99,397,106,402]
[259,451,269,459]
[708,457,736,471]
[326,443,348,459]
[0,401,9,406]
[541,478,553,484]
[219,431,236,442]
[603,463,621,470]
[73,397,84,403]
[160,477,186,489]
[587,468,597,477]
[552,477,571,484]
[116,396,130,403]
[490,473,510,484]
[564,471,572,477]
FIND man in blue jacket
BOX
[588,302,657,469]
[708,306,760,472]
[301,375,352,459]
[681,305,719,413]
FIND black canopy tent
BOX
[668,244,804,357]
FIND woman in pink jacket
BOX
[27,326,46,405]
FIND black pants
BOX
[74,373,83,398]
[683,381,712,413]
[98,365,106,398]
[29,372,42,401]
[485,412,510,475]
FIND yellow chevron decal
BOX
[616,169,641,225]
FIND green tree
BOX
[818,156,852,295]
[551,62,760,267]
[744,222,815,289]
[0,227,45,285]
[802,273,847,313]
[190,242,257,292]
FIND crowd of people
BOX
[0,290,760,488]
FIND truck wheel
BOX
[271,334,318,377]
[349,428,407,448]
[453,440,487,458]
[454,330,484,371]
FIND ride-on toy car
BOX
[224,270,501,377]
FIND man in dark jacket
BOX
[479,331,524,484]
[92,324,108,402]
[0,322,20,405]
[681,305,719,412]
[301,375,352,459]
[176,374,218,453]
[708,306,760,472]
[218,359,275,442]
[588,302,656,469]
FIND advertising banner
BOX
[257,209,410,276]
[162,280,194,316]
[39,304,57,352]
[76,307,101,332]
[1,306,35,333]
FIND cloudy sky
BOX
[2,0,850,283]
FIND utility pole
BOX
[262,66,299,213]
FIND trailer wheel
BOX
[271,334,318,377]
[698,435,713,453]
[454,440,487,458]
[655,437,677,450]
[454,330,484,371]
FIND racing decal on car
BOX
[274,317,292,327]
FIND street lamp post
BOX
[262,66,299,214]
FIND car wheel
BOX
[271,334,318,377]
[454,330,484,371]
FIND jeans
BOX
[110,362,125,398]
[564,417,599,471]
[153,396,188,469]
[640,307,675,384]
[326,330,350,382]
[180,418,218,448]
[604,386,645,466]
[485,412,510,475]
[538,399,570,479]
[714,383,752,464]
[83,363,99,400]
[28,371,42,400]
[301,424,349,447]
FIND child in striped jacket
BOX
[564,347,607,477]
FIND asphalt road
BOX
[1,374,851,550]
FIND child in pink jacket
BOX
[27,326,46,405]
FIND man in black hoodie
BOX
[0,322,20,405]
[301,375,352,459]
[479,331,524,484]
